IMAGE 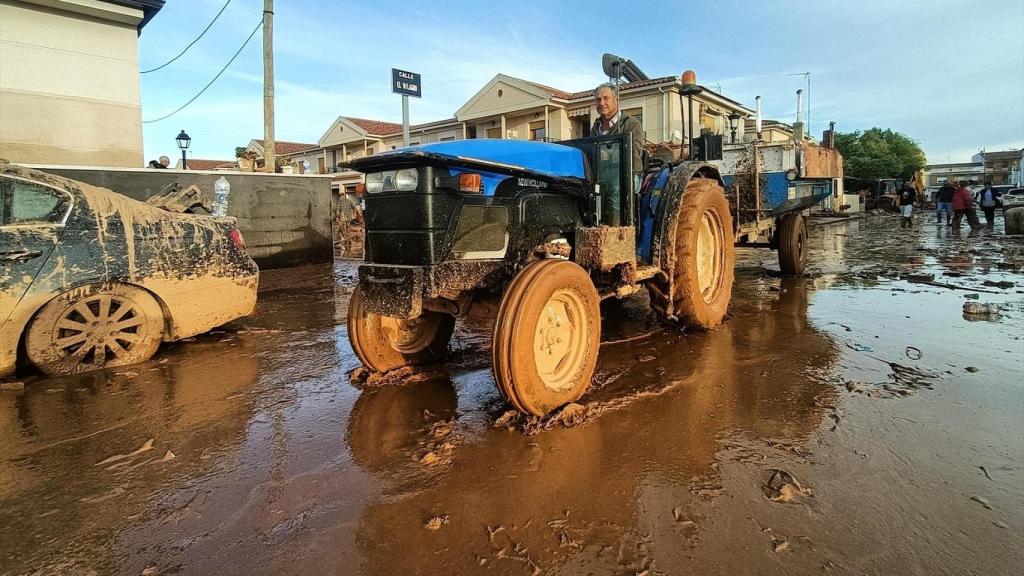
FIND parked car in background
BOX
[1,162,259,378]
[1001,188,1024,210]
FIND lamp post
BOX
[728,112,741,144]
[176,130,191,169]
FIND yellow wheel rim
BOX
[380,315,439,354]
[532,288,587,392]
[696,208,725,303]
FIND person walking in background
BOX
[952,181,981,235]
[975,181,1001,228]
[898,182,917,228]
[935,181,955,225]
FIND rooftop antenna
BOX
[788,72,810,133]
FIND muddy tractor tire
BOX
[347,283,455,373]
[1005,207,1024,235]
[649,177,735,329]
[26,283,165,375]
[776,212,808,275]
[492,259,601,417]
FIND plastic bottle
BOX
[212,176,230,217]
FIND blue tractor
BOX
[344,135,737,416]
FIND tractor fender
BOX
[650,161,725,272]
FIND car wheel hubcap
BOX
[533,289,587,392]
[53,295,145,367]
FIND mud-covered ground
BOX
[2,213,1022,575]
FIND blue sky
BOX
[140,0,1024,164]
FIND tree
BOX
[834,128,926,183]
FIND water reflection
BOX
[346,272,839,574]
[0,336,261,573]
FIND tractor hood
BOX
[340,140,589,193]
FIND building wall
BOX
[33,166,334,268]
[0,1,144,167]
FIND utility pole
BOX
[263,0,275,172]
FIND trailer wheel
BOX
[650,177,735,328]
[492,259,600,416]
[776,213,807,275]
[347,284,455,373]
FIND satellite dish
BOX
[601,53,649,83]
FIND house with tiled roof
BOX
[240,138,322,173]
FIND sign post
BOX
[391,68,422,147]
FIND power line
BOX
[141,0,232,74]
[143,17,263,124]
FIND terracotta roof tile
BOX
[345,117,404,136]
[566,76,678,100]
[253,139,320,155]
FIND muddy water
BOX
[1,214,1022,575]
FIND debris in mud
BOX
[357,365,448,387]
[905,274,935,284]
[964,293,980,300]
[424,515,449,530]
[905,346,923,360]
[95,438,155,467]
[962,302,1002,317]
[969,495,993,510]
[0,380,25,391]
[965,366,979,373]
[982,280,1014,289]
[763,469,811,503]
[772,539,790,553]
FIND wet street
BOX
[2,213,1022,576]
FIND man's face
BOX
[595,87,618,120]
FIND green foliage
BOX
[834,128,926,182]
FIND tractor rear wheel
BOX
[347,284,455,373]
[649,177,735,329]
[776,213,807,275]
[492,259,601,416]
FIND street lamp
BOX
[728,112,741,144]
[176,130,191,169]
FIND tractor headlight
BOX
[365,172,384,194]
[395,168,418,191]
[364,169,418,193]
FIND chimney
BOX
[755,95,762,140]
[822,121,836,148]
[792,89,805,141]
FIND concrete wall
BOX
[0,0,145,167]
[30,166,334,269]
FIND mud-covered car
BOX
[0,162,258,377]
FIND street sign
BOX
[392,68,421,98]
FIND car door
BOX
[0,175,72,327]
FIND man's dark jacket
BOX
[937,183,955,203]
[591,114,644,172]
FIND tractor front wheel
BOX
[347,284,455,373]
[492,260,601,416]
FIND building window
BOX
[440,136,455,141]
[530,120,546,141]
[623,107,643,128]
[409,141,420,146]
[366,146,374,155]
[467,126,477,139]
[486,127,502,139]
